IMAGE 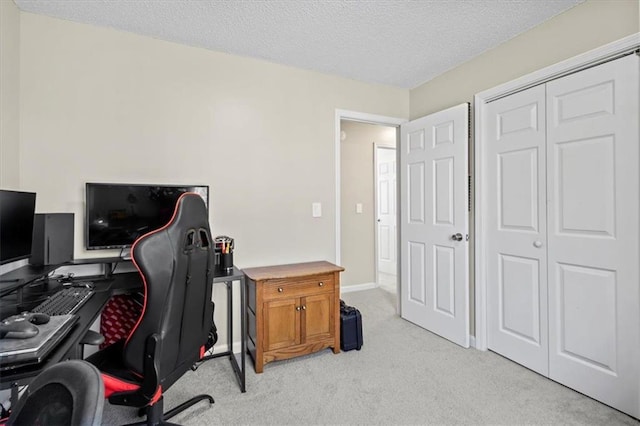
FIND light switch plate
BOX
[312,202,322,218]
[356,203,363,214]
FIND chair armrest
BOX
[80,330,105,346]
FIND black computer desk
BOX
[0,271,143,405]
[0,264,248,404]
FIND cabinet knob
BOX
[278,287,283,293]
[533,240,543,248]
[296,306,301,311]
[302,305,306,310]
[318,282,324,287]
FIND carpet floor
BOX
[102,288,638,425]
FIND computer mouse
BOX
[11,312,50,325]
[0,321,39,339]
[28,313,50,325]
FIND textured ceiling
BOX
[14,0,583,89]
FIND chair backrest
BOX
[125,193,214,389]
[8,360,104,426]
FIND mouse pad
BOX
[0,314,78,369]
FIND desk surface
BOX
[212,266,245,283]
[0,264,64,298]
[0,272,142,387]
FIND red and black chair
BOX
[87,192,215,425]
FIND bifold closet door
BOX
[485,85,549,376]
[546,54,639,417]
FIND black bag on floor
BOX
[340,300,363,351]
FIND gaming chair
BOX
[86,193,215,425]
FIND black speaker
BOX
[31,213,74,266]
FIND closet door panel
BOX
[546,54,639,418]
[486,85,548,375]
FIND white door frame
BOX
[335,110,406,299]
[374,143,397,286]
[474,33,640,351]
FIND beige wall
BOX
[0,0,20,189]
[7,1,639,343]
[340,120,396,287]
[410,0,640,118]
[19,13,409,269]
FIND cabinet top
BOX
[243,261,344,281]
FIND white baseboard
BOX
[341,282,378,293]
[205,341,236,357]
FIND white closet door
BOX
[485,85,549,375]
[546,54,639,417]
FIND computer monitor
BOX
[85,183,209,250]
[0,190,37,265]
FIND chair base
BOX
[126,394,214,426]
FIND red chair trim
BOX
[150,386,163,405]
[101,373,141,399]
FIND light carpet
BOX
[102,288,638,425]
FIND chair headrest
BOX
[134,192,210,256]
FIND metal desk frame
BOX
[201,266,246,392]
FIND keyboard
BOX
[31,286,94,316]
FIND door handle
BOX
[451,233,463,241]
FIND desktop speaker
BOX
[31,213,74,266]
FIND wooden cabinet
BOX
[244,261,344,373]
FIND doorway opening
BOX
[374,144,397,293]
[338,117,399,297]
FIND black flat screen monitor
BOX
[0,190,37,265]
[85,183,209,250]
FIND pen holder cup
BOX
[214,236,234,274]
[215,251,233,274]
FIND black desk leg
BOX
[227,281,233,363]
[200,274,246,393]
[240,274,246,392]
[10,382,19,408]
[225,279,246,393]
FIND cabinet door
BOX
[264,299,300,351]
[301,293,334,343]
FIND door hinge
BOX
[468,175,472,212]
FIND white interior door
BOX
[485,85,549,375]
[400,103,469,348]
[546,54,639,417]
[376,146,397,276]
